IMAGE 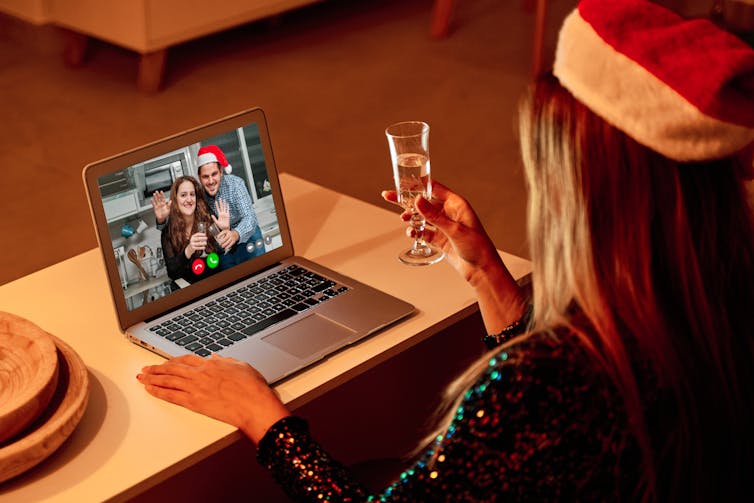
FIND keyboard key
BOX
[166,331,186,342]
[207,343,223,352]
[185,342,203,351]
[194,348,211,357]
[176,335,198,346]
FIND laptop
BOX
[83,107,415,383]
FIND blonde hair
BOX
[420,75,754,502]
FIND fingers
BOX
[142,382,190,406]
[191,236,208,251]
[416,195,455,231]
[406,225,436,241]
[138,370,190,389]
[429,181,453,202]
[381,191,414,221]
[217,230,236,249]
[151,191,166,204]
[140,360,199,379]
[381,190,398,204]
[216,198,228,214]
[170,354,206,366]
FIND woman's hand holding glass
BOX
[383,181,528,332]
[186,224,209,258]
[383,181,500,282]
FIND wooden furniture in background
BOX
[431,0,549,77]
[44,0,326,92]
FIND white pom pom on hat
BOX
[553,0,754,162]
[197,145,232,174]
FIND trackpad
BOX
[262,314,356,359]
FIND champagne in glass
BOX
[396,152,431,211]
[385,121,444,266]
[195,222,207,256]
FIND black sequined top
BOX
[257,331,640,501]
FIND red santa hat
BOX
[553,0,754,162]
[197,145,232,174]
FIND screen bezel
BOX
[82,107,293,331]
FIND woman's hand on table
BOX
[137,354,290,444]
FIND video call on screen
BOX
[98,123,283,311]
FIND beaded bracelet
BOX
[481,304,533,349]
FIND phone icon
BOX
[206,253,220,269]
[192,258,206,275]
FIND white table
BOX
[0,174,531,502]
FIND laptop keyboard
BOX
[147,265,350,357]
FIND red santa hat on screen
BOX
[197,145,232,174]
[553,0,754,162]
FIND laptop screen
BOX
[94,120,285,313]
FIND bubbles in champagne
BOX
[395,153,430,210]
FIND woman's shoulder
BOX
[496,328,603,381]
[468,328,624,433]
[461,329,636,497]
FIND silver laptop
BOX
[83,107,415,383]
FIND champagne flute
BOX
[195,222,208,256]
[208,223,229,255]
[385,121,445,266]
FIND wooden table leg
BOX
[137,48,167,93]
[532,0,547,78]
[431,0,455,38]
[62,29,89,68]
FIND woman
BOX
[138,1,754,500]
[161,176,229,283]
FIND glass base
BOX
[398,243,445,266]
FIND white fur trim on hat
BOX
[553,1,754,162]
[197,152,219,167]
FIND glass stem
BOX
[410,212,426,251]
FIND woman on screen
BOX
[161,176,229,284]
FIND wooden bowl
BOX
[0,312,60,444]
[0,334,90,484]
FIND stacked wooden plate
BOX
[0,311,89,483]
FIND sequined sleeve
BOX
[257,333,632,501]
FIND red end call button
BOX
[191,258,206,275]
